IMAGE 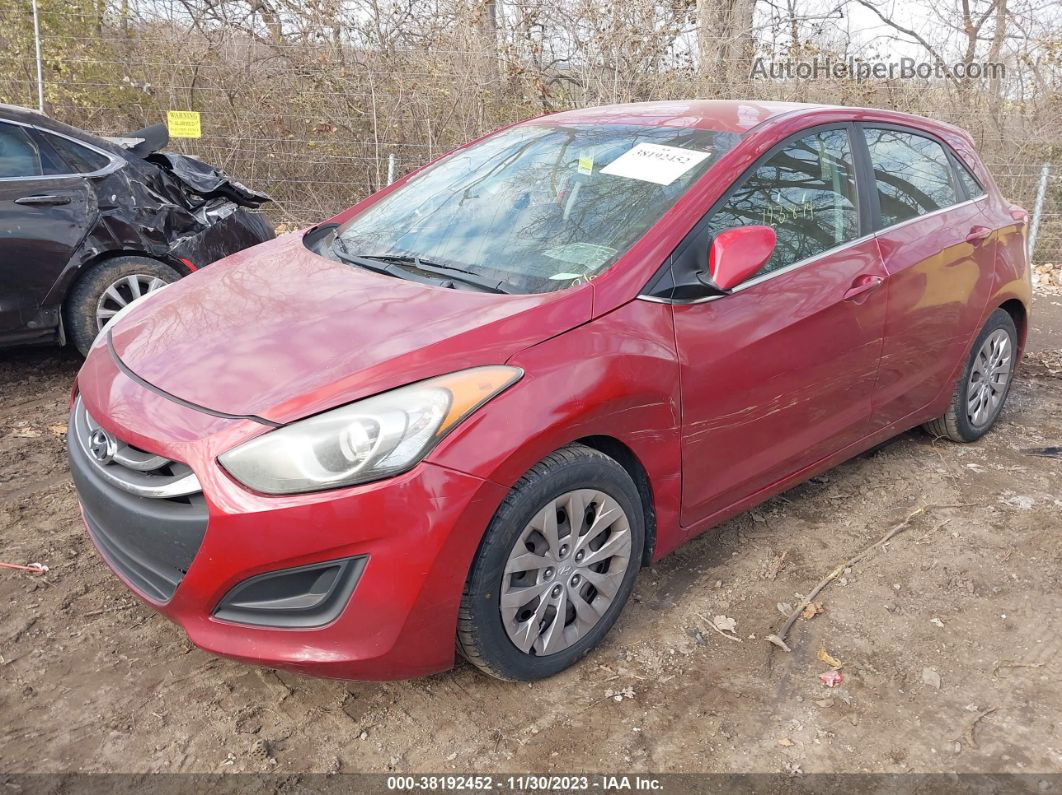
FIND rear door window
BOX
[0,122,44,178]
[863,128,960,226]
[953,157,985,199]
[707,126,861,278]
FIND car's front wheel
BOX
[923,308,1018,442]
[65,256,181,355]
[458,444,645,681]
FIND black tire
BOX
[64,256,181,355]
[923,308,1018,443]
[457,443,645,681]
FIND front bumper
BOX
[70,344,507,680]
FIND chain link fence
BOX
[2,0,1060,262]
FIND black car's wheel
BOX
[923,308,1018,443]
[458,443,645,681]
[65,256,181,355]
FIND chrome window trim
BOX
[0,118,124,182]
[870,192,987,237]
[638,192,989,306]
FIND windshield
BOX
[336,124,740,293]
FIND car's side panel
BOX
[870,199,996,427]
[0,174,94,334]
[979,185,1032,353]
[426,298,686,560]
[673,238,889,526]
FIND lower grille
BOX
[68,398,208,602]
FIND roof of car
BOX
[534,99,967,140]
[538,100,812,133]
[0,103,48,124]
[1,103,85,136]
[0,103,131,157]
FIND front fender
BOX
[427,298,684,561]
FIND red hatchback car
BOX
[69,100,1030,681]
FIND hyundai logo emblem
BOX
[88,428,117,465]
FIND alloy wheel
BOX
[501,489,632,656]
[967,328,1012,428]
[95,274,170,331]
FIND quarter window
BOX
[707,127,860,278]
[40,132,110,174]
[863,128,959,225]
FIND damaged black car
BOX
[0,104,274,354]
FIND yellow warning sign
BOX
[166,110,201,139]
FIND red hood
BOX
[108,233,592,423]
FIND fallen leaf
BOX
[48,424,68,436]
[817,648,843,669]
[713,615,737,634]
[819,670,843,688]
[776,602,793,617]
[922,667,942,689]
[801,602,824,620]
[778,737,795,747]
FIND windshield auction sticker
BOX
[600,143,711,185]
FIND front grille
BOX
[71,397,201,499]
[68,397,208,602]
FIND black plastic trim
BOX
[302,222,338,256]
[212,556,368,629]
[68,423,208,603]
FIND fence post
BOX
[1028,163,1051,264]
[387,152,396,185]
[31,0,45,112]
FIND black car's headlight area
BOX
[218,366,522,495]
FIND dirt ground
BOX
[1,297,1060,776]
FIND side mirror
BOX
[707,226,777,292]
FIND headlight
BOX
[219,366,522,495]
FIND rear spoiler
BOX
[104,123,170,157]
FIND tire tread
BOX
[64,255,180,355]
[456,443,632,680]
[921,308,1017,443]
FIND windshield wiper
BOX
[363,254,516,294]
[332,238,514,294]
[331,238,452,288]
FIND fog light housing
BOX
[212,556,367,628]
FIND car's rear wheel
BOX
[923,308,1018,442]
[65,256,181,355]
[458,443,644,681]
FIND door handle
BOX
[14,194,72,206]
[965,225,992,244]
[843,275,884,302]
